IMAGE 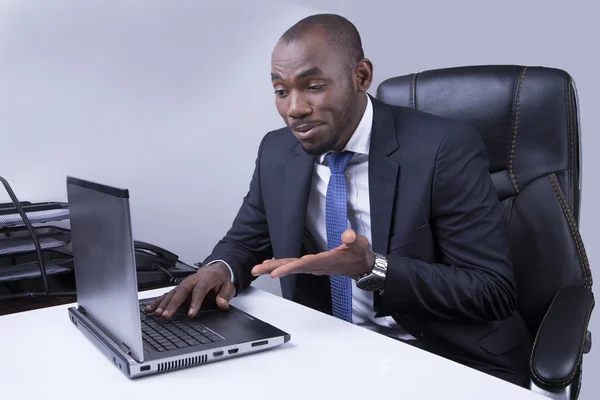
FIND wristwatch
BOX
[356,253,388,291]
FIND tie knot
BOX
[326,151,354,174]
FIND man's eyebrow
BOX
[271,66,326,81]
[296,66,325,79]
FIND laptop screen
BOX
[66,176,145,362]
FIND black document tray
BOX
[0,258,72,282]
[0,226,71,256]
[0,202,69,228]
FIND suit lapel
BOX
[368,97,401,316]
[280,143,315,297]
[368,97,400,255]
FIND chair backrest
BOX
[377,65,593,334]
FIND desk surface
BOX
[1,286,545,400]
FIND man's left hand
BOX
[251,229,375,279]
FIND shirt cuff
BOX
[204,259,236,285]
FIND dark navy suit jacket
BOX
[203,95,532,386]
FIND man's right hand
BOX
[144,262,235,319]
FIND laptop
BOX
[65,176,290,378]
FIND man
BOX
[146,14,532,388]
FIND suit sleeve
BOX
[377,126,517,322]
[201,134,273,294]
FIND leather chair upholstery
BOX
[377,65,594,399]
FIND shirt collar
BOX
[319,94,373,163]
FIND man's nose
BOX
[287,91,311,119]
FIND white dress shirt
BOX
[211,95,414,341]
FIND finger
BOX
[341,229,357,245]
[145,295,165,312]
[270,253,328,278]
[334,229,370,254]
[252,258,298,274]
[188,281,211,317]
[215,281,236,310]
[251,258,298,276]
[161,285,191,319]
[154,291,175,316]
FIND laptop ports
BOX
[213,350,224,357]
[228,348,239,355]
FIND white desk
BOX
[1,286,545,400]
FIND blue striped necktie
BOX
[325,151,354,323]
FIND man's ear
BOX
[356,58,373,92]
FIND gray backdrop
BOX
[1,1,597,397]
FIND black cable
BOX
[0,176,49,294]
[152,264,174,280]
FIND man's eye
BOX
[274,89,288,97]
[307,85,325,91]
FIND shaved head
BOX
[279,14,364,71]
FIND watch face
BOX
[358,276,381,291]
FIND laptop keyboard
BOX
[139,305,225,353]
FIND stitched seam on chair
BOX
[549,173,592,287]
[531,294,595,387]
[550,173,590,286]
[565,80,575,219]
[509,67,527,193]
[409,73,416,109]
[568,81,575,218]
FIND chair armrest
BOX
[531,286,595,388]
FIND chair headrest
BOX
[376,65,581,203]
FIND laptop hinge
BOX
[77,306,87,315]
[119,343,131,354]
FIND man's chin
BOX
[299,142,331,156]
[297,135,338,156]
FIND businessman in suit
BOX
[146,14,532,387]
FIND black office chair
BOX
[377,65,594,399]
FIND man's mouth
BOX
[292,123,324,139]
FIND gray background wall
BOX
[1,0,597,397]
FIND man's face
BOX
[271,30,359,155]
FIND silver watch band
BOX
[356,253,387,291]
[371,252,388,282]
